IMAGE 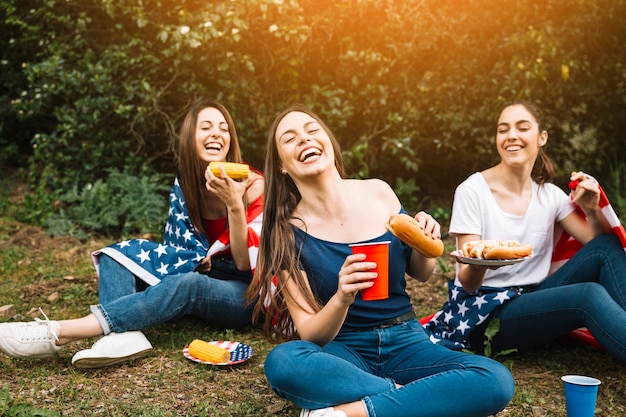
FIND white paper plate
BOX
[450,250,532,266]
[183,340,253,366]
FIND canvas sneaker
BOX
[71,331,153,370]
[300,408,348,417]
[0,308,62,358]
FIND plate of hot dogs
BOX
[451,239,533,266]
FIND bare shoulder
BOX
[361,178,396,198]
[249,170,264,183]
[245,171,264,201]
[350,178,400,212]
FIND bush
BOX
[45,169,170,239]
[1,0,624,232]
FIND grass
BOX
[1,216,626,416]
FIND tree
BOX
[2,0,624,231]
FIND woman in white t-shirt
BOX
[423,101,626,364]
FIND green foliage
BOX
[436,257,454,275]
[0,167,12,215]
[483,318,518,360]
[1,0,625,233]
[45,169,170,239]
[604,160,626,224]
[12,164,63,227]
[392,177,420,214]
[0,384,6,416]
[0,384,60,417]
[0,246,26,276]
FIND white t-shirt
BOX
[449,172,575,288]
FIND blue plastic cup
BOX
[561,375,601,417]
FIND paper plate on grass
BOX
[183,340,253,366]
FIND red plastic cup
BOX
[349,241,390,301]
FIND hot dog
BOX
[385,213,444,258]
[461,240,532,260]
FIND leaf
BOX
[484,318,501,341]
[0,383,10,415]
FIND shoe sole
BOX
[72,348,153,370]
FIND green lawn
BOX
[1,217,625,416]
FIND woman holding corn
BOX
[0,101,264,369]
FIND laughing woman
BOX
[0,101,263,369]
[247,104,514,417]
[424,100,626,364]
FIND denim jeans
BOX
[90,254,253,334]
[265,319,514,417]
[482,234,626,362]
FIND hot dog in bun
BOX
[385,213,444,258]
[461,240,532,260]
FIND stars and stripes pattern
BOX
[550,178,626,273]
[92,177,263,286]
[422,283,519,350]
[422,176,625,350]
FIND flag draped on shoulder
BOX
[92,177,263,286]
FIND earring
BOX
[280,168,287,175]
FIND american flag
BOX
[422,284,519,350]
[92,177,263,286]
[550,177,626,273]
[422,176,625,350]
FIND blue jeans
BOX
[90,254,253,334]
[265,319,514,417]
[482,234,626,363]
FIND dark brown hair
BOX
[247,104,345,342]
[177,101,243,236]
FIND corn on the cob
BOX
[188,339,231,363]
[208,162,250,179]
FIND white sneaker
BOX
[71,331,153,370]
[300,408,347,417]
[0,308,62,358]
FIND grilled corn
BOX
[208,162,250,179]
[188,339,231,363]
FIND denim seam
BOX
[89,304,113,335]
[362,397,375,417]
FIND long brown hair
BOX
[177,101,243,236]
[497,100,555,187]
[246,104,346,343]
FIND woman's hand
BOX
[456,234,490,292]
[196,256,212,273]
[336,253,377,305]
[204,163,254,271]
[414,211,442,240]
[287,253,378,345]
[566,171,612,238]
[204,164,248,209]
[406,211,440,282]
[570,171,600,214]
